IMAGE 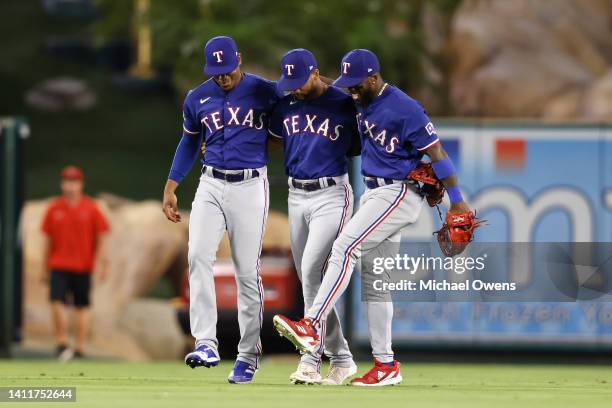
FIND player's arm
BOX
[423,140,482,256]
[404,109,470,213]
[423,141,471,214]
[320,75,334,86]
[163,133,202,223]
[410,115,481,254]
[347,104,362,157]
[267,103,284,150]
[163,94,202,223]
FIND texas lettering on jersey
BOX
[282,114,344,141]
[357,113,399,153]
[182,73,279,170]
[357,84,439,180]
[269,86,360,180]
[201,107,267,133]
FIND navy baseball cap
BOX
[204,36,239,76]
[277,48,318,92]
[333,49,380,88]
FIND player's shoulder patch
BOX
[425,121,437,136]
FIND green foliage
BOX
[93,0,133,44]
[95,0,461,96]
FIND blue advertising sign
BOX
[350,123,612,350]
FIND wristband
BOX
[431,157,456,180]
[447,186,463,203]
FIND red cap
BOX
[60,165,84,180]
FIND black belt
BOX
[364,177,395,189]
[364,177,421,193]
[291,178,336,192]
[204,166,259,182]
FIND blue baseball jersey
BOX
[357,85,439,179]
[182,73,280,170]
[269,86,361,180]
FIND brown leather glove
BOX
[408,161,445,207]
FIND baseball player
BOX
[162,36,279,384]
[269,49,360,385]
[273,49,474,386]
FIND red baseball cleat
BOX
[272,315,319,355]
[351,359,403,387]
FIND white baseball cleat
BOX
[289,362,322,385]
[321,362,358,385]
[351,360,403,387]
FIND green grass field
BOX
[2,359,611,408]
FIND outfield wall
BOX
[349,122,612,350]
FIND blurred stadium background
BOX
[1,0,612,405]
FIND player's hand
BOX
[163,192,182,223]
[449,201,471,214]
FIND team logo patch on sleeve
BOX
[425,122,436,136]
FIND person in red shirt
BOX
[40,165,109,360]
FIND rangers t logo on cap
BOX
[212,50,224,63]
[277,48,318,92]
[203,36,239,75]
[333,49,380,88]
[343,62,351,74]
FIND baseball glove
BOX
[408,162,445,207]
[434,211,484,256]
